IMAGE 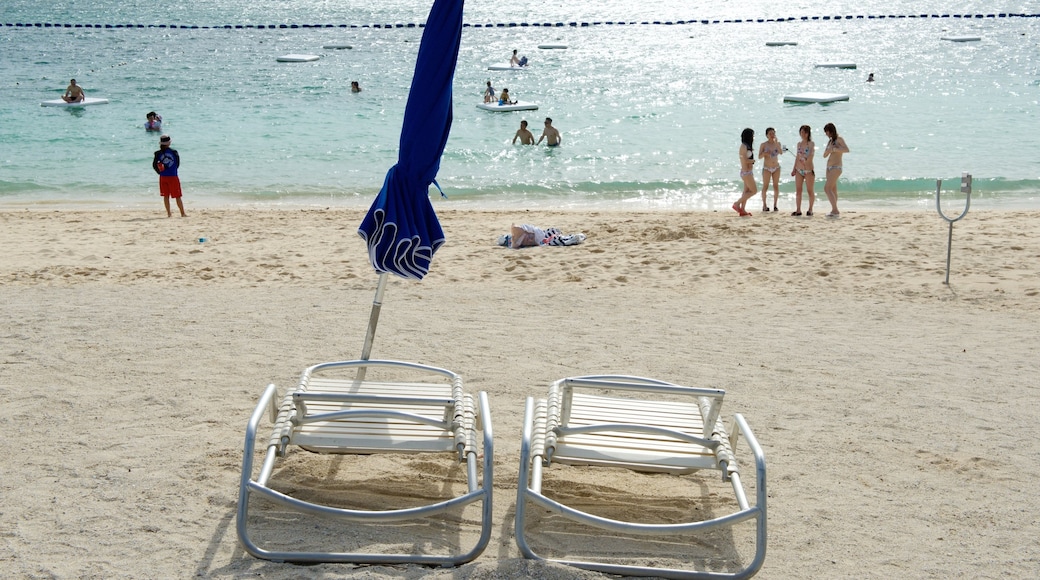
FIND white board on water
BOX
[766,41,798,46]
[476,101,539,112]
[941,36,981,42]
[814,62,856,69]
[322,44,353,49]
[277,54,320,62]
[41,97,110,107]
[538,44,568,49]
[487,63,528,71]
[783,92,849,103]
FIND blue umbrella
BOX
[358,0,462,281]
[356,0,463,360]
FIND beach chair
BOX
[515,375,766,579]
[237,359,493,565]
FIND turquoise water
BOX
[1,1,1038,211]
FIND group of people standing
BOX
[512,118,561,146]
[733,124,849,218]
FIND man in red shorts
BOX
[152,134,186,217]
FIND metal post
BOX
[356,273,389,381]
[935,173,972,285]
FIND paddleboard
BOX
[941,36,981,42]
[487,64,528,71]
[814,62,857,69]
[783,92,849,103]
[538,44,568,49]
[41,97,110,107]
[765,41,798,46]
[322,44,353,49]
[277,54,320,62]
[477,101,539,112]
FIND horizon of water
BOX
[1,1,1038,212]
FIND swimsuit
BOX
[740,169,753,177]
[763,166,780,173]
[798,169,814,177]
[827,165,842,171]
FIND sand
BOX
[1,207,1038,579]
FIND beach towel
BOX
[497,224,586,248]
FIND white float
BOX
[41,97,110,107]
[476,101,539,112]
[537,44,568,49]
[783,92,850,103]
[487,63,528,71]
[941,36,981,42]
[322,44,353,49]
[814,62,856,69]
[766,41,798,46]
[277,54,320,62]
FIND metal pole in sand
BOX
[936,173,972,285]
[356,272,389,381]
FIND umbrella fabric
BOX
[358,0,463,280]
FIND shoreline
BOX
[0,190,1024,213]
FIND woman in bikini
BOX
[732,128,756,216]
[822,122,849,217]
[758,127,782,212]
[791,124,815,216]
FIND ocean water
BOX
[1,1,1038,211]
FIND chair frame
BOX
[515,375,766,579]
[237,359,494,566]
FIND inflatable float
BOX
[941,36,981,42]
[476,101,539,112]
[765,41,798,46]
[783,92,849,103]
[487,64,528,71]
[277,54,320,62]
[537,44,568,49]
[41,97,109,107]
[322,43,353,49]
[814,62,857,69]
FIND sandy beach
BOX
[1,207,1038,579]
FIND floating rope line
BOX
[2,13,1038,30]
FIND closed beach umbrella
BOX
[358,0,462,280]
[355,0,463,360]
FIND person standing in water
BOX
[145,111,162,131]
[536,117,561,147]
[758,127,783,212]
[152,134,186,218]
[732,128,756,216]
[791,125,816,216]
[512,120,535,144]
[822,122,849,218]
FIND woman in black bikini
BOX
[791,124,815,216]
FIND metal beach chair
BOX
[515,375,766,579]
[237,359,493,565]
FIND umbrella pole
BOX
[360,273,389,362]
[356,273,388,382]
